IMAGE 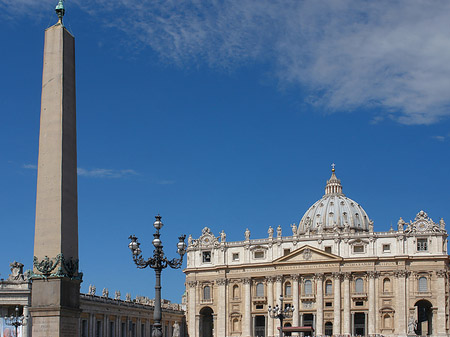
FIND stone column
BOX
[315,273,324,336]
[292,275,300,330]
[368,271,376,336]
[275,276,283,334]
[216,278,227,337]
[30,12,82,337]
[23,305,30,337]
[266,277,274,337]
[395,271,407,336]
[436,270,447,336]
[333,272,342,335]
[188,281,197,337]
[343,273,351,336]
[243,278,252,337]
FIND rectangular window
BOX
[417,239,428,251]
[232,253,239,261]
[202,251,211,263]
[325,302,332,307]
[82,320,88,337]
[284,249,291,256]
[324,246,332,254]
[254,251,264,259]
[355,301,364,306]
[255,304,264,310]
[96,321,102,337]
[121,322,126,337]
[353,245,364,253]
[383,244,390,252]
[325,281,332,295]
[131,323,136,337]
[109,322,115,337]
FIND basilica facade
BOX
[184,169,449,337]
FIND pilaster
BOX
[242,278,252,337]
[315,273,324,336]
[333,272,342,335]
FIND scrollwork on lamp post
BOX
[128,214,186,337]
[268,295,295,337]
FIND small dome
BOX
[299,167,371,233]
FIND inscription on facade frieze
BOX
[378,262,396,266]
[344,262,374,267]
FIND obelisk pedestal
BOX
[29,5,82,337]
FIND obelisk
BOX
[30,2,82,336]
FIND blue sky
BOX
[1,0,449,303]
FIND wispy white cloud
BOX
[22,164,139,178]
[4,0,450,125]
[432,135,446,142]
[157,180,175,185]
[77,168,138,179]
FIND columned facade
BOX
[185,171,449,337]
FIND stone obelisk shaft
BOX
[30,22,80,337]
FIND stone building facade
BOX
[0,262,186,337]
[184,169,449,337]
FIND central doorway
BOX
[254,315,265,337]
[415,300,433,335]
[354,312,366,336]
[200,307,214,337]
[302,314,314,337]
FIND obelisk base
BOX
[30,278,81,337]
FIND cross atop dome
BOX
[325,164,343,195]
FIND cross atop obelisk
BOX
[30,2,82,336]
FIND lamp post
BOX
[4,306,27,337]
[128,214,186,337]
[268,295,295,337]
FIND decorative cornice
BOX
[314,273,325,281]
[342,272,352,280]
[436,270,447,278]
[265,276,274,283]
[242,277,251,284]
[394,270,409,278]
[291,274,300,281]
[187,281,197,288]
[216,278,228,286]
[332,272,342,280]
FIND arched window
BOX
[383,278,391,293]
[325,280,332,295]
[355,278,364,293]
[233,285,240,299]
[203,286,211,300]
[256,282,264,297]
[304,280,312,295]
[418,277,428,292]
[285,282,292,296]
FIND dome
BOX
[299,167,372,233]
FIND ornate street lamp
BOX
[128,214,186,337]
[4,306,27,337]
[268,295,295,337]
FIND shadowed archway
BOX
[200,307,214,337]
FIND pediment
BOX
[274,245,342,264]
